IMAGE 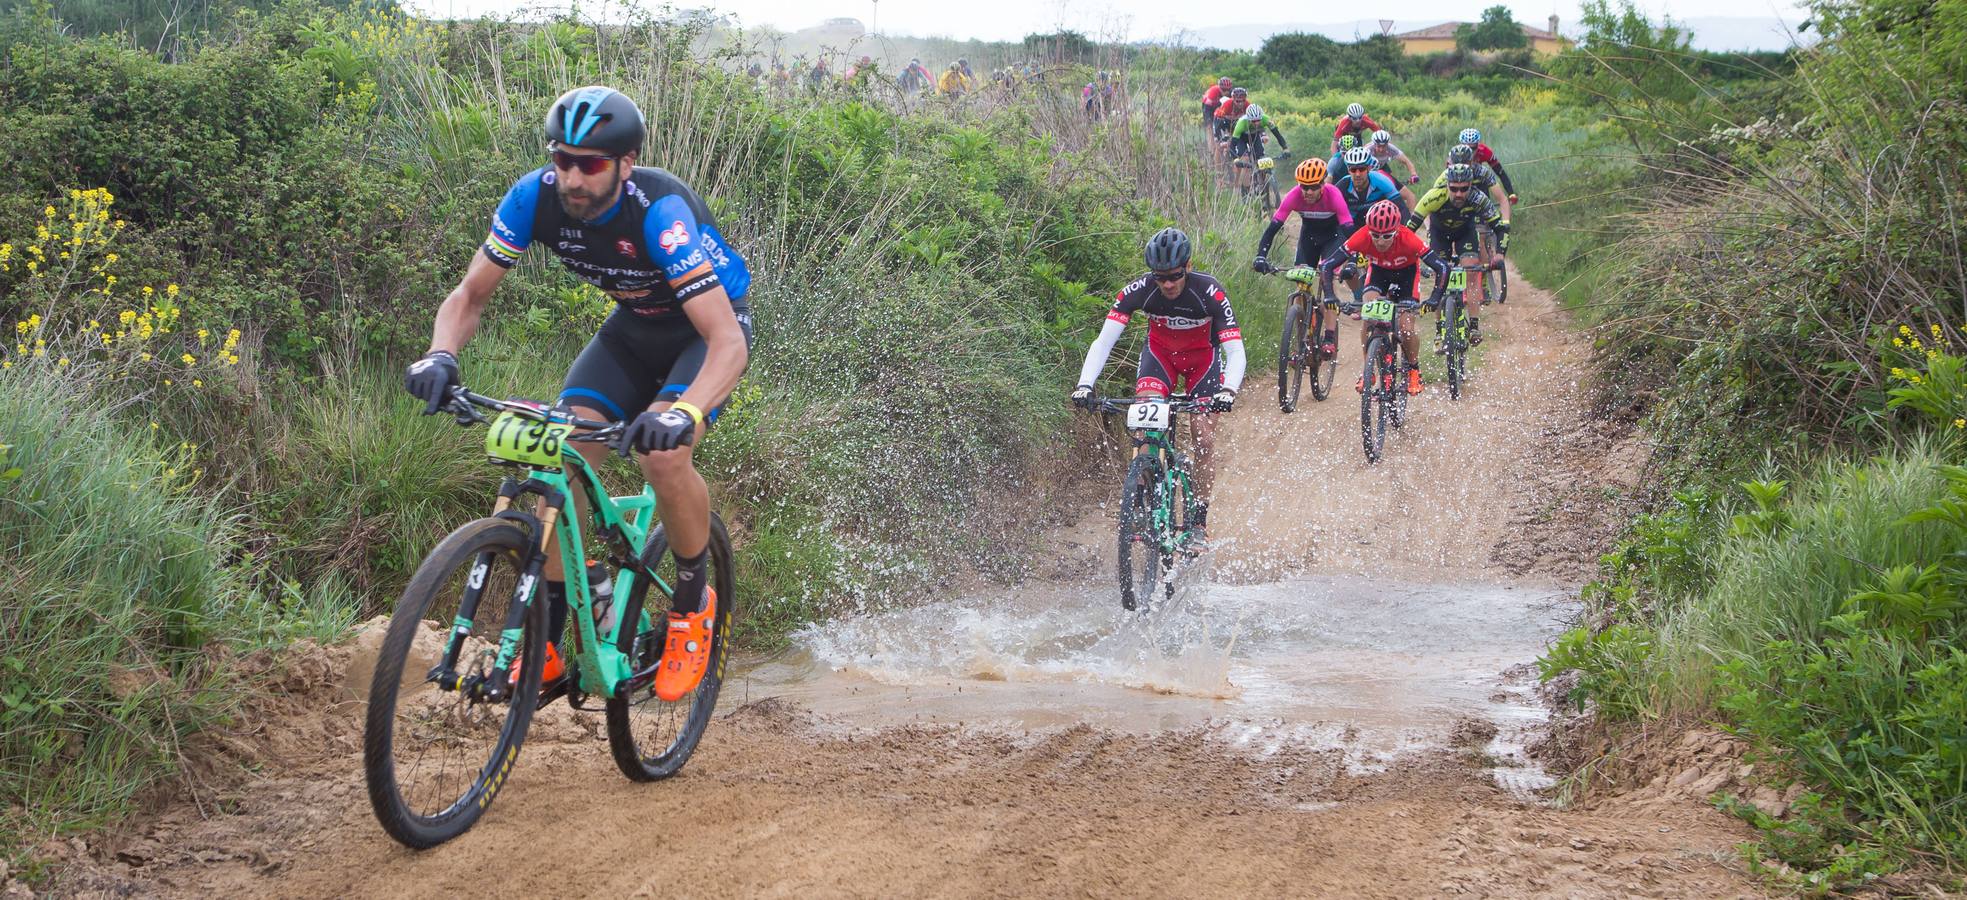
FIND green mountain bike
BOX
[363,386,735,849]
[1435,264,1477,400]
[1088,396,1212,611]
[1258,262,1339,411]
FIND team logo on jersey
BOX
[657,221,691,252]
[616,239,637,258]
[542,170,557,185]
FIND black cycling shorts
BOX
[1294,221,1347,267]
[1429,219,1482,258]
[560,306,755,423]
[1363,265,1420,302]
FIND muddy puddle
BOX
[730,570,1573,782]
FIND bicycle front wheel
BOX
[364,517,545,849]
[606,513,736,782]
[1117,454,1164,611]
[1278,301,1307,412]
[1444,291,1465,402]
[1361,335,1389,463]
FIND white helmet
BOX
[1346,102,1365,118]
[1371,129,1391,144]
[1243,104,1263,120]
[1342,147,1372,168]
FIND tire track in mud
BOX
[47,268,1761,899]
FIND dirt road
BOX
[52,270,1762,899]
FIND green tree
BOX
[1456,5,1529,52]
[1021,30,1094,63]
[1257,31,1339,78]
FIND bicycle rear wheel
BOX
[1117,454,1164,611]
[1277,301,1307,412]
[1495,260,1509,304]
[606,513,736,781]
[364,518,545,849]
[1308,302,1338,401]
[1361,335,1388,463]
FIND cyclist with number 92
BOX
[403,85,752,704]
[1071,228,1246,539]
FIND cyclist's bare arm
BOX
[674,289,750,416]
[1400,154,1419,184]
[428,252,512,355]
[1488,184,1511,220]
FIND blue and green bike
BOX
[363,386,734,849]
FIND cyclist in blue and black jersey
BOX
[403,85,750,704]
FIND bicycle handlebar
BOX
[443,386,630,444]
[1086,396,1214,414]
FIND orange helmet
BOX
[1295,158,1328,188]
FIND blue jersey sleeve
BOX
[1368,171,1399,201]
[482,168,545,267]
[645,194,751,303]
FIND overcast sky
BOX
[401,0,1810,46]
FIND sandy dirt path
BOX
[46,267,1760,899]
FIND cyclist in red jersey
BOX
[1201,76,1232,127]
[1330,102,1381,154]
[1318,200,1447,396]
[1073,228,1246,535]
[1457,128,1518,202]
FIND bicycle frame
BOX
[433,409,672,705]
[1134,421,1196,556]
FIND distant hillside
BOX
[1177,15,1809,52]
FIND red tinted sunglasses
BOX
[550,149,620,176]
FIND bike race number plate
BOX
[1362,298,1395,323]
[1446,268,1468,291]
[1125,401,1172,431]
[485,411,574,468]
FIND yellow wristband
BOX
[669,401,706,426]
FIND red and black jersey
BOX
[1105,271,1242,355]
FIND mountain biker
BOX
[1320,200,1447,396]
[1437,144,1511,220]
[1201,76,1232,127]
[1368,130,1421,189]
[1071,228,1245,538]
[1457,128,1518,202]
[1254,158,1352,359]
[403,86,751,703]
[1230,104,1289,189]
[1330,102,1381,154]
[1212,88,1249,140]
[937,63,968,96]
[1406,163,1509,347]
[1332,147,1405,295]
[898,58,931,93]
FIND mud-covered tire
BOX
[364,518,544,850]
[605,513,736,782]
[1361,335,1389,463]
[1443,291,1465,402]
[1278,302,1307,413]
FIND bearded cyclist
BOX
[1407,163,1509,347]
[1072,228,1245,539]
[1253,158,1352,359]
[1320,200,1447,396]
[403,86,752,703]
[1436,144,1511,220]
[1330,102,1381,154]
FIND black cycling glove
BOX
[620,408,697,458]
[404,351,460,415]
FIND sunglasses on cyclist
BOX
[1447,185,1471,193]
[1151,269,1186,283]
[1367,229,1398,240]
[550,148,621,176]
[1348,165,1369,172]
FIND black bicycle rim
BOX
[606,513,735,782]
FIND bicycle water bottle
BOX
[587,561,618,636]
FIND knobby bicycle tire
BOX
[1361,334,1389,463]
[1443,290,1465,401]
[1308,300,1338,402]
[1117,454,1164,612]
[606,512,737,782]
[364,517,545,850]
[1278,301,1307,412]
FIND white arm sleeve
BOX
[1076,318,1127,387]
[1220,338,1247,393]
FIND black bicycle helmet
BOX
[1143,227,1192,270]
[544,86,646,155]
[1447,143,1476,165]
[1444,163,1477,185]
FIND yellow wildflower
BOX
[196,329,209,344]
[1932,324,1944,339]
[1955,418,1965,429]
[165,284,179,297]
[104,253,117,264]
[42,205,54,218]
[180,353,195,365]
[119,310,136,325]
[191,379,203,389]
[150,421,159,430]
[162,378,171,386]
[1901,324,1914,337]
[56,357,69,367]
[139,352,152,362]
[1890,367,1907,379]
[141,286,153,297]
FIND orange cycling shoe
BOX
[509,641,564,688]
[653,588,717,702]
[1405,368,1424,395]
